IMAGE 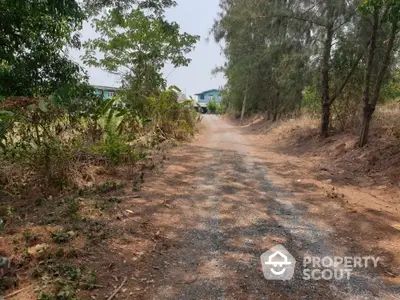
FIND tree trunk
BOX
[272,88,280,122]
[359,13,397,147]
[320,20,334,137]
[359,9,379,147]
[240,84,248,126]
[266,110,271,120]
[321,103,330,137]
[359,105,374,147]
[371,21,398,106]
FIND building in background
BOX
[93,85,120,99]
[195,89,222,104]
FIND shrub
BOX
[207,101,218,114]
[0,85,198,193]
[302,85,320,116]
[92,131,133,165]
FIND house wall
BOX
[95,89,116,99]
[197,90,222,103]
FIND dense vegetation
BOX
[0,0,199,192]
[0,1,199,297]
[212,0,400,145]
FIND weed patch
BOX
[34,262,97,300]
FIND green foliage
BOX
[0,0,199,194]
[303,85,321,115]
[0,0,85,97]
[206,101,226,114]
[0,205,12,233]
[207,101,218,114]
[145,87,198,139]
[0,205,12,218]
[35,262,96,300]
[92,132,133,165]
[212,0,311,119]
[94,182,125,194]
[84,7,199,101]
[381,71,400,101]
[23,230,39,244]
[51,230,72,244]
[62,198,80,220]
[214,0,400,142]
[207,101,225,114]
[83,0,177,16]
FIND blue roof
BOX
[194,89,220,95]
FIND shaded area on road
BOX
[84,115,399,300]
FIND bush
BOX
[207,101,218,114]
[92,131,133,165]
[145,87,198,140]
[302,85,321,116]
[0,85,198,193]
[206,101,226,115]
[216,102,226,114]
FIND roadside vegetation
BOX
[206,101,226,114]
[0,0,199,298]
[212,0,400,146]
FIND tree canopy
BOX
[213,0,400,145]
[0,0,85,97]
[83,6,199,110]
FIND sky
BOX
[69,0,226,98]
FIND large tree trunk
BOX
[320,18,334,137]
[359,104,374,146]
[359,9,379,147]
[272,112,277,122]
[371,21,398,105]
[359,14,397,147]
[321,102,331,137]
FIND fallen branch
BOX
[110,195,141,199]
[5,284,34,298]
[107,276,127,300]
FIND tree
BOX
[214,0,400,145]
[212,0,312,121]
[82,0,177,16]
[358,0,400,146]
[83,7,199,111]
[0,0,85,97]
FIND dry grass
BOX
[241,101,400,188]
[253,101,400,145]
[374,100,400,140]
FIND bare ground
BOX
[1,114,399,299]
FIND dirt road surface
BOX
[100,115,399,300]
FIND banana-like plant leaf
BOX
[100,98,116,116]
[38,99,49,112]
[168,85,181,93]
[0,110,14,120]
[27,104,37,112]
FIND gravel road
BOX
[137,115,399,300]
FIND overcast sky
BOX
[69,0,226,97]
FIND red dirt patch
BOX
[239,114,400,284]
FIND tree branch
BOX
[254,13,327,28]
[330,41,370,104]
[371,21,399,106]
